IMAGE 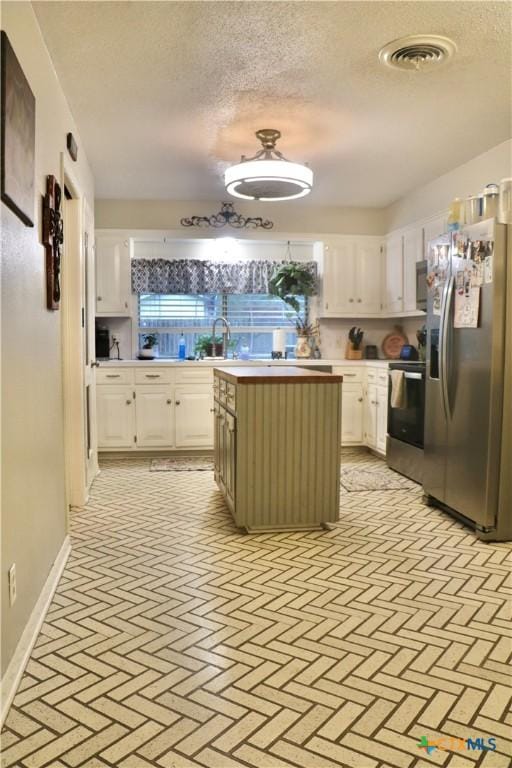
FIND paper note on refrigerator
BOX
[454,285,480,328]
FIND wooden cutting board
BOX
[381,327,408,359]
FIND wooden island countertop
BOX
[214,366,343,384]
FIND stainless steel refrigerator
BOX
[424,218,512,541]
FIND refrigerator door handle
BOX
[440,275,455,420]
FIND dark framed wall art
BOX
[1,30,36,227]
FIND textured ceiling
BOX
[33,1,512,206]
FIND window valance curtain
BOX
[131,259,317,295]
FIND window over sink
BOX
[138,293,306,359]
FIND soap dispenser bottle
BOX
[178,334,186,360]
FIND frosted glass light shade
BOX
[225,159,313,201]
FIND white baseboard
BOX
[0,536,71,726]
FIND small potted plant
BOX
[346,326,364,359]
[294,317,315,359]
[139,333,158,359]
[194,334,224,359]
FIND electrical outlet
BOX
[8,564,16,606]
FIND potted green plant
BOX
[346,326,364,359]
[194,334,224,358]
[268,263,317,313]
[139,333,158,359]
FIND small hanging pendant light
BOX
[224,129,313,202]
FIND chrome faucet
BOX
[212,316,231,359]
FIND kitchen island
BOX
[213,366,343,532]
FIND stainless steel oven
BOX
[387,361,425,484]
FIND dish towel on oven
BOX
[390,370,407,409]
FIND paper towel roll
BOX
[272,329,287,355]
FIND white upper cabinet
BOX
[318,237,382,317]
[384,232,404,314]
[422,213,448,259]
[95,235,131,316]
[403,226,423,313]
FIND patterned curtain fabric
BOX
[131,259,317,295]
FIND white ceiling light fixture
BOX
[225,129,313,202]
[378,34,457,71]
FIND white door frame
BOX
[60,155,98,509]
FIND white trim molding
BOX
[0,536,71,726]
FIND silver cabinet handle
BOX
[91,361,100,368]
[125,301,128,309]
[97,296,102,301]
[145,374,160,378]
[358,397,363,402]
[210,408,215,413]
[325,302,329,310]
[126,399,132,405]
[349,298,354,302]
[344,373,356,377]
[357,298,362,303]
[175,400,181,405]
[106,374,120,378]
[167,399,172,404]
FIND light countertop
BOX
[97,358,392,368]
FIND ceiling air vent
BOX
[379,35,457,71]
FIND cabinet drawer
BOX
[97,368,134,384]
[135,368,173,384]
[175,367,213,384]
[377,370,389,387]
[226,383,237,411]
[333,366,363,383]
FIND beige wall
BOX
[386,139,512,231]
[1,3,94,675]
[95,198,386,236]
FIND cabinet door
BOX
[225,412,236,508]
[217,407,227,493]
[364,384,378,449]
[175,386,214,448]
[95,236,131,315]
[385,233,404,314]
[135,385,174,447]
[341,383,364,445]
[376,385,388,454]
[403,227,423,313]
[97,385,135,449]
[423,214,448,259]
[321,240,357,315]
[355,240,383,315]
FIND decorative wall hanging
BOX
[132,258,317,296]
[180,201,273,230]
[66,132,78,162]
[1,31,36,227]
[42,175,63,310]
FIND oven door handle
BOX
[388,371,424,380]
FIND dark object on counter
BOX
[137,354,154,360]
[364,345,378,359]
[95,327,110,359]
[399,344,419,361]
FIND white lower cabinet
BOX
[135,385,174,447]
[364,383,378,448]
[341,383,364,445]
[97,385,135,449]
[376,385,388,453]
[97,367,215,451]
[175,386,214,448]
[363,377,389,454]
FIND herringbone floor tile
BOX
[2,449,511,768]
